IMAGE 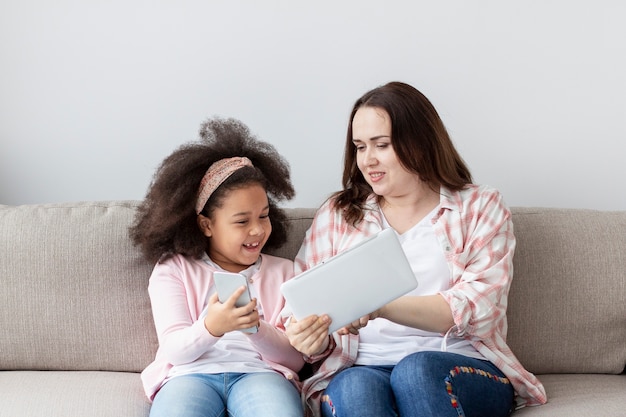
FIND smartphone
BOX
[213,271,258,333]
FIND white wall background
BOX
[1,1,625,210]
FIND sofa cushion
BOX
[513,374,626,416]
[0,201,158,372]
[506,207,626,374]
[0,371,150,417]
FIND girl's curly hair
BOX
[129,117,295,264]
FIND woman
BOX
[285,82,547,417]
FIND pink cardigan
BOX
[141,253,304,400]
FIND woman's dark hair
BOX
[334,81,472,226]
[129,117,295,264]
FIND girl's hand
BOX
[204,288,259,337]
[285,314,331,356]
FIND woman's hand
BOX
[337,309,382,335]
[285,314,331,356]
[204,289,259,337]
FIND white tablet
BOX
[280,228,417,333]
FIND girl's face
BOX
[352,106,420,199]
[199,184,271,272]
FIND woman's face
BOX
[352,106,419,199]
[200,184,271,272]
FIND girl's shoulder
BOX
[153,253,212,273]
[259,253,294,269]
[258,254,295,282]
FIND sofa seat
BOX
[0,371,150,417]
[514,374,626,416]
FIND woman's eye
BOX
[376,143,389,149]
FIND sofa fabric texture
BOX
[0,201,624,416]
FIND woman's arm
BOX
[380,294,454,332]
[338,294,454,335]
[438,188,515,339]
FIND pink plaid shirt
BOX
[296,184,547,416]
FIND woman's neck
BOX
[380,185,440,234]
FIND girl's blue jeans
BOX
[149,372,302,417]
[321,351,515,417]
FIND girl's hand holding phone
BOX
[204,288,259,337]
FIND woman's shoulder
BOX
[469,184,509,209]
[307,196,342,228]
[318,194,340,212]
[450,185,512,227]
[321,192,379,208]
[444,184,507,208]
[457,183,502,197]
[314,193,379,221]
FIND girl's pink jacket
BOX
[141,253,304,400]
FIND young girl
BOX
[130,117,305,417]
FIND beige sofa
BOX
[0,200,625,416]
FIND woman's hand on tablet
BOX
[286,314,331,357]
[337,309,382,335]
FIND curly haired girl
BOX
[130,117,304,417]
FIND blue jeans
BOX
[321,351,515,417]
[149,372,302,417]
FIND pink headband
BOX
[195,156,253,214]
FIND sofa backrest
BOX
[505,207,626,375]
[0,202,624,376]
[0,201,157,372]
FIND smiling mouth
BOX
[244,242,260,249]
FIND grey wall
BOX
[1,1,625,210]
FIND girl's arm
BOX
[148,262,220,365]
